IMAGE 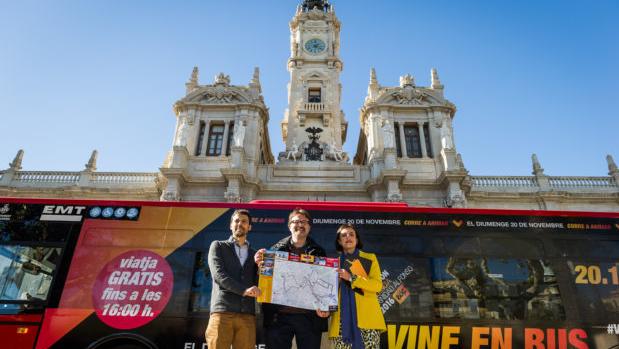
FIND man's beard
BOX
[233,230,247,238]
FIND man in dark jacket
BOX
[255,208,330,349]
[206,209,260,349]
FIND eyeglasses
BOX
[289,220,310,225]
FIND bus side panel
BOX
[0,314,40,349]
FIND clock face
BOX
[304,38,326,54]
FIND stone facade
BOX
[1,0,617,212]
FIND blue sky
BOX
[1,0,617,176]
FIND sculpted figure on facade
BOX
[326,140,347,162]
[440,117,454,150]
[174,115,190,147]
[233,121,246,148]
[287,138,301,162]
[382,119,395,149]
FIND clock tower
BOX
[280,0,348,162]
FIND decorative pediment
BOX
[374,86,443,106]
[179,85,254,105]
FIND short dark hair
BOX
[230,209,252,225]
[288,208,311,225]
[335,224,364,252]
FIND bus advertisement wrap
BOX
[0,199,618,348]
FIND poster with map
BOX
[257,251,339,311]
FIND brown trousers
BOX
[205,312,256,349]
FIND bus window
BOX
[432,237,480,256]
[430,257,565,320]
[556,240,619,258]
[0,245,62,313]
[189,251,212,313]
[479,238,544,258]
[378,257,433,321]
[567,260,619,322]
[363,235,423,255]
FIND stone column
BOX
[202,120,211,156]
[418,122,428,158]
[222,120,231,156]
[398,122,407,158]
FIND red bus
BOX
[1,198,618,349]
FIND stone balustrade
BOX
[1,170,159,188]
[14,171,80,184]
[93,172,159,184]
[471,176,537,187]
[303,102,325,112]
[548,176,615,188]
[471,175,617,191]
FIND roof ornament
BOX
[532,153,544,176]
[370,67,378,85]
[431,68,443,90]
[607,154,618,174]
[250,67,262,93]
[214,73,231,86]
[85,150,98,172]
[9,149,24,171]
[190,67,199,84]
[185,66,199,94]
[399,74,414,87]
[301,0,330,12]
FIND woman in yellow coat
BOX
[329,224,386,349]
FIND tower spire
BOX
[431,68,443,90]
[370,67,378,85]
[185,66,199,94]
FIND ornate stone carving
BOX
[203,87,235,104]
[161,190,180,201]
[387,192,403,202]
[224,182,241,202]
[446,193,466,208]
[391,85,426,105]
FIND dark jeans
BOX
[266,313,322,349]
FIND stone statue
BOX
[174,115,190,147]
[287,138,301,162]
[327,140,346,162]
[382,120,395,149]
[440,119,454,149]
[233,121,246,147]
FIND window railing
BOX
[303,102,325,112]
